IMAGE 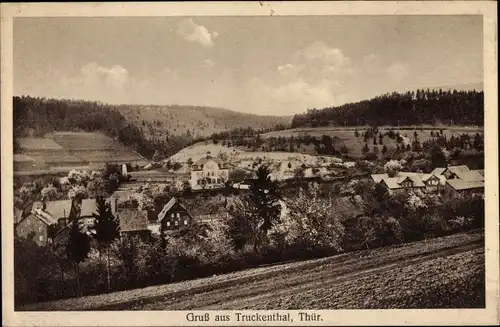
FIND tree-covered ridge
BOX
[291,89,484,128]
[13,96,291,160]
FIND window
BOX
[166,221,170,227]
[171,213,175,218]
[184,220,188,225]
[176,213,180,218]
[175,221,179,226]
[39,236,44,242]
[38,226,43,232]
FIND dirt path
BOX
[19,231,483,311]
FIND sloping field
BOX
[18,137,63,151]
[261,126,484,156]
[167,142,245,163]
[15,132,147,175]
[52,132,118,150]
[19,231,484,311]
[168,142,343,168]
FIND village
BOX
[14,148,484,248]
[8,12,491,313]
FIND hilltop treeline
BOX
[14,96,198,159]
[291,89,484,128]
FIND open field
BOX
[261,125,484,156]
[167,142,346,168]
[14,132,148,175]
[18,231,484,311]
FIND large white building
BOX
[190,156,230,190]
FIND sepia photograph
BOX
[1,1,498,326]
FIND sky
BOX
[14,16,483,115]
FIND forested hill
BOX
[13,96,291,159]
[291,89,484,128]
[116,105,292,139]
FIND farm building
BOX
[157,197,194,231]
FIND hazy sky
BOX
[14,16,483,115]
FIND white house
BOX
[190,156,230,190]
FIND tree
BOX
[152,150,162,162]
[65,203,91,297]
[362,143,369,154]
[274,185,345,253]
[112,235,146,286]
[344,215,384,250]
[230,166,281,253]
[294,167,305,179]
[429,144,447,168]
[198,177,209,190]
[384,160,403,177]
[227,196,257,251]
[93,196,120,292]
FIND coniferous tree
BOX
[429,144,447,168]
[65,201,90,297]
[93,196,120,292]
[248,165,281,253]
[362,143,370,154]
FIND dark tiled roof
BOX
[446,179,484,191]
[44,200,73,219]
[117,210,149,232]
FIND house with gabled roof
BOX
[380,175,426,195]
[116,210,151,239]
[445,178,484,196]
[15,207,58,246]
[78,197,118,229]
[430,167,446,176]
[421,173,446,192]
[442,165,471,180]
[15,199,78,246]
[190,155,230,190]
[157,197,194,232]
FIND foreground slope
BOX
[19,231,484,311]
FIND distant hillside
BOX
[13,96,291,160]
[115,105,292,139]
[291,89,484,128]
